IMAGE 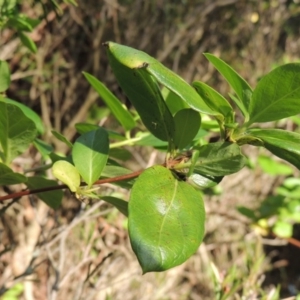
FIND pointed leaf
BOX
[0,102,37,164]
[2,98,44,133]
[173,109,201,149]
[0,163,27,185]
[204,53,252,116]
[192,81,233,120]
[18,32,37,53]
[102,196,128,216]
[247,128,300,170]
[194,142,246,176]
[105,42,175,142]
[72,128,109,187]
[0,61,10,92]
[27,176,63,209]
[105,42,215,116]
[248,63,300,125]
[129,165,205,273]
[51,130,73,148]
[83,72,136,131]
[52,160,80,192]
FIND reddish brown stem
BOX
[0,170,143,202]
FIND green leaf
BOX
[247,128,300,170]
[7,16,33,31]
[193,142,246,176]
[83,72,136,131]
[204,53,252,117]
[51,130,73,148]
[72,128,109,187]
[173,109,201,149]
[105,42,215,116]
[33,138,53,158]
[26,176,63,209]
[109,148,132,161]
[258,155,293,176]
[18,31,37,53]
[248,63,300,125]
[101,196,128,216]
[192,81,233,120]
[0,102,37,164]
[52,160,80,192]
[273,220,293,238]
[105,42,175,142]
[0,61,10,92]
[187,173,222,190]
[2,98,44,133]
[161,86,189,115]
[129,165,205,273]
[0,163,27,185]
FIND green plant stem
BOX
[0,169,143,201]
[109,135,146,148]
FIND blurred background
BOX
[1,0,300,299]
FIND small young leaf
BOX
[193,142,246,176]
[0,163,27,185]
[33,138,53,158]
[0,61,10,92]
[129,165,205,273]
[105,42,215,116]
[51,130,73,148]
[247,128,300,170]
[248,63,300,125]
[273,220,293,238]
[26,176,63,209]
[101,196,128,216]
[0,102,37,164]
[2,98,44,133]
[204,53,252,116]
[18,32,37,53]
[83,72,136,131]
[72,128,109,187]
[7,16,33,31]
[192,81,233,120]
[52,160,80,192]
[173,109,201,149]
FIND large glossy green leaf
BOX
[173,109,201,149]
[72,128,109,187]
[193,142,246,176]
[106,42,216,116]
[0,102,37,164]
[248,63,300,125]
[204,53,252,117]
[192,81,233,120]
[0,61,10,92]
[247,128,300,170]
[83,72,136,131]
[27,176,63,209]
[1,98,44,134]
[129,165,205,273]
[0,163,27,185]
[105,42,175,142]
[52,160,80,192]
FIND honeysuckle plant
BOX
[1,42,300,273]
